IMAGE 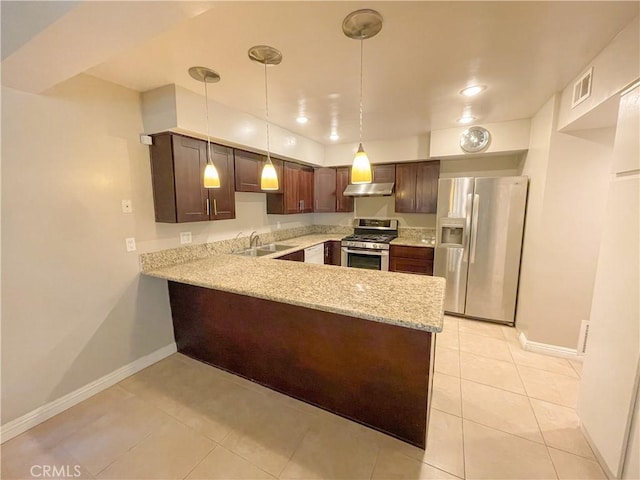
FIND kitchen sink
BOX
[233,243,293,257]
[258,243,293,252]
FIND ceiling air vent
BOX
[572,67,593,108]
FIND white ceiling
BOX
[4,1,638,145]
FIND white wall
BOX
[578,83,640,478]
[516,97,556,340]
[439,154,523,178]
[516,95,614,348]
[0,74,313,425]
[141,84,325,166]
[558,16,640,131]
[429,119,530,158]
[323,135,430,167]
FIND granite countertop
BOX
[143,234,445,333]
[390,238,436,248]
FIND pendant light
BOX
[342,9,383,184]
[248,45,282,191]
[188,66,221,188]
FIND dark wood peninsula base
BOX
[168,281,436,448]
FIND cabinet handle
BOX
[214,199,218,216]
[206,198,210,216]
[315,200,318,210]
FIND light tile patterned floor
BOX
[1,317,606,480]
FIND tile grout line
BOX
[180,443,217,480]
[276,424,314,479]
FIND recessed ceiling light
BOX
[457,115,476,125]
[329,133,340,141]
[460,85,486,97]
[296,115,309,124]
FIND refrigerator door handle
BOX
[470,194,480,264]
[463,193,473,262]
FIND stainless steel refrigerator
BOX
[434,176,528,325]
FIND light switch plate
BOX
[180,232,192,244]
[121,199,133,213]
[125,237,136,252]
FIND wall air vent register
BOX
[571,67,593,108]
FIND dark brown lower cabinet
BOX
[324,241,342,265]
[168,282,434,448]
[276,249,304,262]
[390,245,434,275]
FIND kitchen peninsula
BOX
[141,233,445,448]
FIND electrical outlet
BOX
[125,237,136,252]
[180,232,192,244]
[276,222,281,230]
[121,199,133,213]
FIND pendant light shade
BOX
[261,156,279,190]
[351,143,372,184]
[203,161,221,188]
[189,66,222,189]
[343,9,382,185]
[249,45,283,191]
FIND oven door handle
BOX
[342,248,388,256]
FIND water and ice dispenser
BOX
[438,219,465,247]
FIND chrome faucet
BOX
[249,231,261,248]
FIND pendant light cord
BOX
[204,76,212,165]
[264,63,272,163]
[359,37,364,144]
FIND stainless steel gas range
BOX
[341,219,399,271]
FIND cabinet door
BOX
[209,145,236,220]
[271,158,284,194]
[324,241,342,266]
[389,246,434,275]
[314,168,336,212]
[300,167,315,213]
[172,135,210,223]
[395,163,418,213]
[276,249,305,262]
[149,133,178,222]
[234,150,263,192]
[390,257,433,275]
[284,162,301,214]
[372,164,396,183]
[415,161,440,213]
[336,167,354,213]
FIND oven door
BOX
[341,247,389,271]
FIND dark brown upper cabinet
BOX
[372,164,396,183]
[336,167,354,213]
[234,149,283,194]
[267,161,314,214]
[314,167,354,213]
[149,132,235,223]
[395,161,440,214]
[314,168,337,212]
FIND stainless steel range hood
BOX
[343,182,395,197]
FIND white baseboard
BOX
[580,423,616,479]
[518,332,580,359]
[0,342,177,444]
